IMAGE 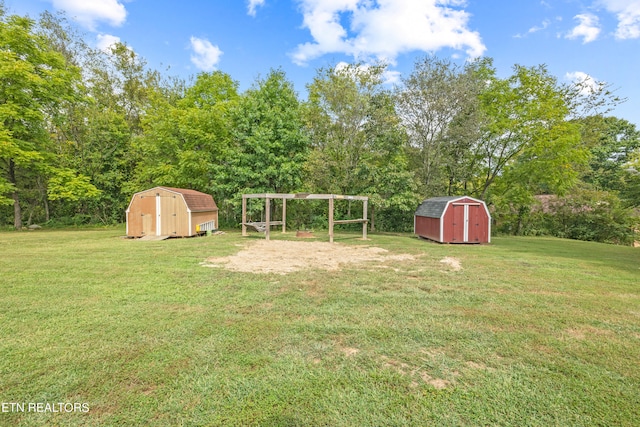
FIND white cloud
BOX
[50,0,127,31]
[383,69,402,85]
[291,0,485,66]
[515,19,551,38]
[189,37,223,71]
[566,13,601,43]
[529,19,551,34]
[597,0,640,39]
[565,71,602,96]
[247,0,266,16]
[96,33,121,52]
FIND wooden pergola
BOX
[242,193,368,243]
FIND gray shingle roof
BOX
[414,196,460,218]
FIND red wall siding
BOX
[415,216,441,242]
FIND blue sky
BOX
[7,0,640,126]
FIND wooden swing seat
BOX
[242,221,284,233]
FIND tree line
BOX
[1,9,639,244]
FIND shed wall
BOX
[127,189,159,237]
[415,216,441,242]
[191,211,218,235]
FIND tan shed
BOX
[126,187,218,237]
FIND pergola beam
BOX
[241,193,369,243]
[242,193,368,201]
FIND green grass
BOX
[1,227,638,426]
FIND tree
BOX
[34,10,159,224]
[477,65,581,199]
[540,187,635,245]
[625,149,640,208]
[0,11,98,228]
[228,69,309,195]
[579,116,640,202]
[131,71,239,197]
[396,56,487,196]
[304,63,419,230]
[304,63,386,194]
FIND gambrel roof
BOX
[414,196,460,218]
[127,187,218,213]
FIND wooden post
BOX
[282,197,287,233]
[265,197,271,241]
[329,196,334,243]
[362,198,368,240]
[242,196,247,236]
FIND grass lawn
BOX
[0,227,638,426]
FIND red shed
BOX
[414,196,491,244]
[126,186,218,237]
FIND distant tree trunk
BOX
[37,177,49,222]
[370,205,375,232]
[9,159,22,229]
[44,197,50,222]
[515,205,529,236]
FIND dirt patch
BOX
[465,361,487,370]
[565,326,614,340]
[202,240,415,274]
[440,257,462,271]
[381,356,452,389]
[342,347,360,357]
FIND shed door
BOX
[467,205,482,243]
[451,204,465,243]
[159,194,179,236]
[140,195,156,236]
[452,203,482,243]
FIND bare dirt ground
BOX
[202,240,416,274]
[439,256,463,271]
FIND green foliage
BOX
[132,71,239,196]
[578,115,640,206]
[481,65,587,199]
[0,10,99,227]
[497,189,637,245]
[396,56,487,196]
[304,62,386,194]
[47,168,101,201]
[228,69,309,195]
[303,63,420,231]
[540,188,636,245]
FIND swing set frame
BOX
[241,193,368,243]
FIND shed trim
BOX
[155,194,161,236]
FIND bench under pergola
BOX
[241,193,368,243]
